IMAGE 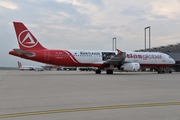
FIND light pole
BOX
[145,26,150,51]
[112,37,116,51]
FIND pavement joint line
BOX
[0,102,180,118]
[0,71,10,83]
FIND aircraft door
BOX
[44,50,50,60]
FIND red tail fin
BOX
[13,22,46,50]
[17,61,22,68]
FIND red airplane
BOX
[9,22,175,74]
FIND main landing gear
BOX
[106,69,113,74]
[95,69,113,74]
[95,64,115,74]
[95,69,101,74]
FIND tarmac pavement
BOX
[0,70,180,120]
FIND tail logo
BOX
[18,30,38,48]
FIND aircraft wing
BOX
[103,49,126,64]
[13,49,35,57]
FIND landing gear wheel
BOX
[95,69,101,74]
[106,69,113,74]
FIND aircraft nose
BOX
[171,59,175,64]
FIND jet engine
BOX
[121,63,140,71]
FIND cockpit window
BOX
[168,55,172,58]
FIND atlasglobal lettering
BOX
[126,54,162,60]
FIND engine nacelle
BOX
[121,63,140,71]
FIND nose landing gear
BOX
[157,67,172,74]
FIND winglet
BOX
[17,61,22,68]
[116,49,122,55]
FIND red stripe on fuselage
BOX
[63,50,80,64]
[49,50,80,66]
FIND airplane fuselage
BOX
[10,49,175,68]
[9,22,175,74]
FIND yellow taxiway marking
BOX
[0,102,180,118]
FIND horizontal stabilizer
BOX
[13,49,35,57]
